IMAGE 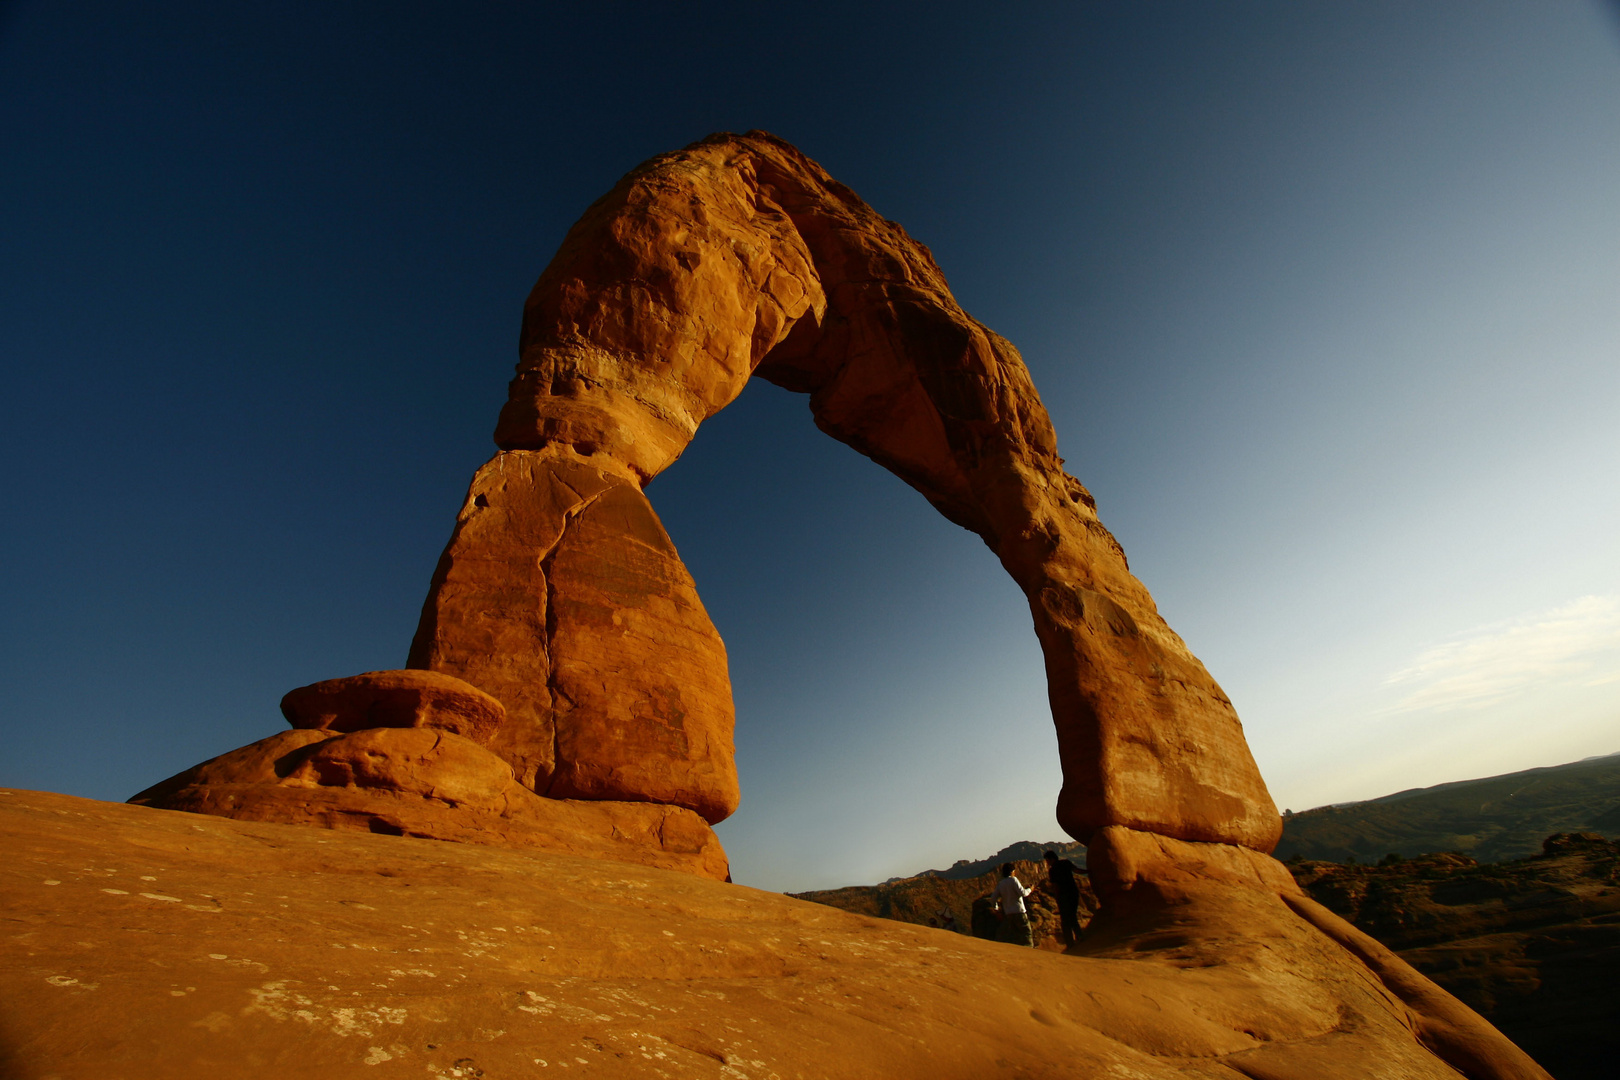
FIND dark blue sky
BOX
[4,2,1617,889]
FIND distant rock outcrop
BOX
[1276,752,1620,864]
[911,839,1089,881]
[1291,833,1620,1080]
[795,854,1098,950]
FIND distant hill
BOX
[1275,752,1620,864]
[900,839,1087,882]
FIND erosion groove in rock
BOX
[413,130,1279,849]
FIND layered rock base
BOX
[130,728,727,881]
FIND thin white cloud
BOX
[1384,594,1620,713]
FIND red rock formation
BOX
[280,669,505,745]
[416,131,1279,851]
[405,449,738,823]
[128,726,727,880]
[137,132,1277,865]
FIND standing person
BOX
[1044,850,1084,947]
[993,863,1033,946]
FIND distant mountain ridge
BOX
[896,839,1088,883]
[1276,751,1620,864]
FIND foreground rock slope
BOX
[0,790,1545,1079]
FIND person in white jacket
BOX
[993,862,1034,946]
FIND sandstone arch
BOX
[113,132,1554,1080]
[408,131,1281,853]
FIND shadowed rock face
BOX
[415,130,1280,850]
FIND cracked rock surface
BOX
[408,448,737,823]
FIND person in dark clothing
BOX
[1044,850,1083,947]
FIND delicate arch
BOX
[409,132,1281,852]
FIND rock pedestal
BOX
[406,449,737,824]
[129,722,728,881]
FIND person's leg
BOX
[1059,902,1081,946]
[1015,912,1034,947]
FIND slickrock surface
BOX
[0,791,1548,1079]
[411,130,1280,850]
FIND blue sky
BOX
[2,2,1616,891]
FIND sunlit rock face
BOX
[421,130,1280,851]
[405,450,739,825]
[128,702,729,881]
[279,669,507,745]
